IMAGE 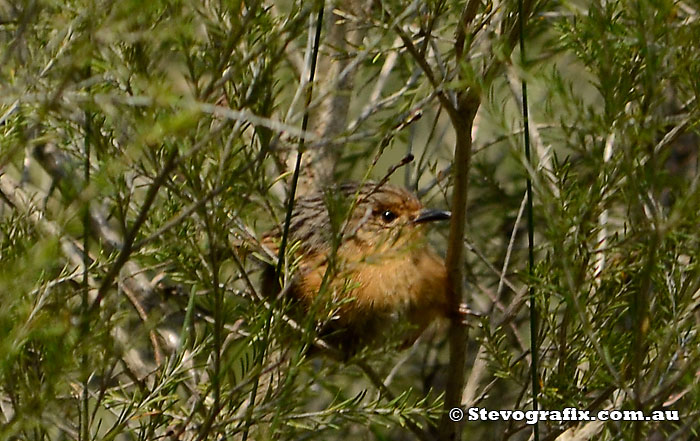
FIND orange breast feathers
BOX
[292,229,449,331]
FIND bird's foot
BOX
[457,303,481,326]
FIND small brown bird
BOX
[262,182,458,352]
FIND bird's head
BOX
[289,182,450,255]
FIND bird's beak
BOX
[413,209,451,224]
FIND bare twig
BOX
[90,148,179,310]
[376,0,458,118]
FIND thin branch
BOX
[439,94,480,441]
[90,147,179,310]
[455,0,482,60]
[376,0,458,118]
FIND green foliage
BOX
[1,0,700,440]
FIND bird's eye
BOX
[381,210,397,223]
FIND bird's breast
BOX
[295,241,448,328]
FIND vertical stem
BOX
[275,6,324,277]
[80,103,91,441]
[440,98,478,441]
[518,0,539,439]
[241,5,324,441]
[209,216,223,415]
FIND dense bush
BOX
[1,0,698,439]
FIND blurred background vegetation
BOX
[1,0,699,439]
